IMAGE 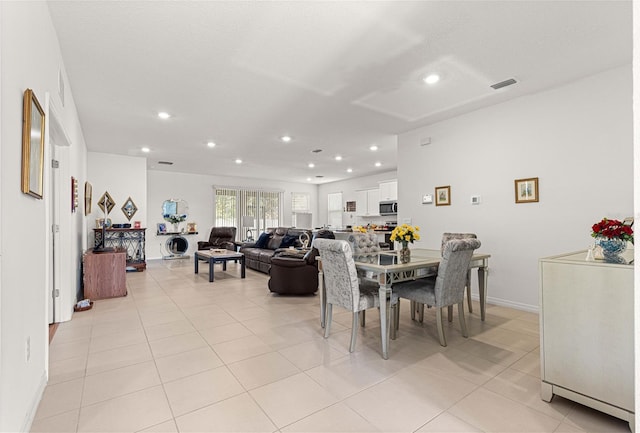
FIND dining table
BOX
[318,248,490,360]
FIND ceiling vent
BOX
[315,175,324,178]
[158,161,174,165]
[491,78,517,90]
[311,149,323,153]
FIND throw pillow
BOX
[279,234,298,249]
[254,232,272,249]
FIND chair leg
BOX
[436,307,447,347]
[418,303,424,323]
[458,302,468,338]
[447,305,453,322]
[360,310,366,327]
[410,300,416,320]
[395,301,400,331]
[350,312,359,352]
[391,304,398,340]
[466,270,473,313]
[324,304,333,338]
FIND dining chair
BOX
[313,238,399,353]
[393,238,481,346]
[410,232,478,322]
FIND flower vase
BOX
[172,223,179,233]
[399,242,411,264]
[596,238,627,263]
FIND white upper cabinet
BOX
[367,189,380,216]
[355,188,380,216]
[378,180,397,201]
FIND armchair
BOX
[197,227,237,251]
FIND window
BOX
[214,187,283,239]
[291,192,311,228]
[327,192,343,229]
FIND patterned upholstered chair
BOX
[313,238,399,353]
[393,238,481,346]
[442,232,477,314]
[348,232,380,264]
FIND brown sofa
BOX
[268,229,335,295]
[197,227,237,251]
[239,227,312,273]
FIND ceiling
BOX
[47,1,631,184]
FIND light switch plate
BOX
[422,194,433,204]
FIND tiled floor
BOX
[31,259,630,433]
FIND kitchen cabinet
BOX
[539,250,634,431]
[355,189,380,216]
[378,180,397,201]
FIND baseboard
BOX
[22,371,47,432]
[469,294,539,314]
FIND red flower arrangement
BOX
[591,218,634,244]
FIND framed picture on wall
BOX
[435,185,451,206]
[514,177,539,203]
[157,223,167,234]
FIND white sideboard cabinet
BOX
[539,250,634,432]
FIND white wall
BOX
[87,152,148,248]
[318,170,397,228]
[0,2,88,431]
[147,170,318,260]
[398,66,633,311]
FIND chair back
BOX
[434,238,481,307]
[348,232,380,263]
[313,238,361,312]
[441,232,477,256]
[208,226,237,244]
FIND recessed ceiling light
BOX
[423,74,440,85]
[335,155,342,161]
[141,147,150,153]
[308,163,315,168]
[347,168,353,173]
[157,111,171,119]
[369,145,378,151]
[306,177,312,182]
[281,135,292,142]
[375,162,382,167]
[235,158,242,164]
[207,141,216,148]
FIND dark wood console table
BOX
[94,228,146,271]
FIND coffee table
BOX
[194,249,245,282]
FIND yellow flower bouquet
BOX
[390,224,420,247]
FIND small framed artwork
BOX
[187,222,197,233]
[157,223,167,234]
[97,191,115,214]
[514,177,539,203]
[84,181,92,216]
[435,186,451,206]
[21,89,46,199]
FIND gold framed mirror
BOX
[21,89,45,199]
[121,196,138,221]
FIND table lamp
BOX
[242,215,255,241]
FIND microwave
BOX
[379,200,397,216]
